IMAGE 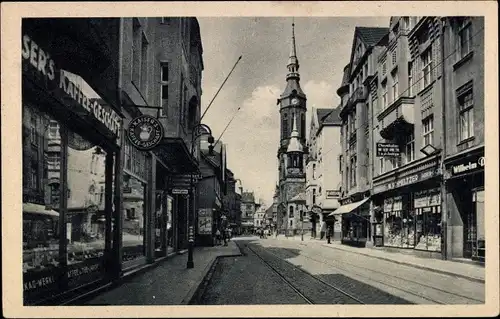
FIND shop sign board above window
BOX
[373,167,440,194]
[449,154,484,176]
[22,34,123,144]
[376,143,400,157]
[414,188,441,208]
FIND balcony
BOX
[377,96,415,140]
[349,86,368,105]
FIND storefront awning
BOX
[23,203,59,218]
[329,198,370,216]
[153,138,200,175]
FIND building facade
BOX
[442,17,485,262]
[306,107,343,239]
[334,16,485,263]
[21,17,207,305]
[337,26,389,247]
[276,23,308,235]
[241,191,256,234]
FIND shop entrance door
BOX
[463,191,476,259]
[176,195,188,250]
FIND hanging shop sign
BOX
[127,115,164,151]
[172,188,189,195]
[22,34,122,144]
[373,167,440,194]
[449,154,485,176]
[414,188,441,208]
[376,143,400,157]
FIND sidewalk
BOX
[84,241,241,305]
[273,235,485,283]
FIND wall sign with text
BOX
[376,143,400,157]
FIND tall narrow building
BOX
[276,22,307,234]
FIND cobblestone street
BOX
[193,237,484,305]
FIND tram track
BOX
[269,243,484,305]
[242,243,364,305]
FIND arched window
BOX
[301,113,306,139]
[282,113,288,139]
[289,205,294,218]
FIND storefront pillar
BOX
[58,128,69,291]
[146,156,156,264]
[104,151,114,276]
[112,128,124,279]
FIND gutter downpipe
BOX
[440,18,449,261]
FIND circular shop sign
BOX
[127,115,164,150]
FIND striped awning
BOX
[329,198,370,216]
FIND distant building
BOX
[306,107,342,239]
[241,191,256,234]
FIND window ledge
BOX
[417,79,436,96]
[453,51,474,71]
[457,136,475,150]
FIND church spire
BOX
[287,21,299,78]
[287,113,303,153]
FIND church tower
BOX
[277,22,307,232]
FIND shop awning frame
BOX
[23,203,60,218]
[329,197,370,216]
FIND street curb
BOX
[181,244,243,305]
[320,243,485,284]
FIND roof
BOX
[287,113,304,153]
[356,27,390,47]
[264,205,274,217]
[241,192,255,203]
[289,192,306,202]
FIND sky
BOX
[198,17,389,207]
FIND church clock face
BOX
[291,98,299,105]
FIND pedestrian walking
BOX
[215,229,221,246]
[326,225,332,244]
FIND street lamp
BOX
[187,123,214,269]
[300,209,304,241]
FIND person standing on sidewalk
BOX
[326,225,332,244]
[215,229,221,246]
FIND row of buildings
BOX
[276,17,485,263]
[21,17,249,306]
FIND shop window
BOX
[421,49,433,89]
[473,189,485,259]
[160,62,169,117]
[122,173,147,263]
[30,114,38,146]
[457,20,473,60]
[66,131,109,279]
[458,89,474,141]
[23,109,63,302]
[422,115,434,146]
